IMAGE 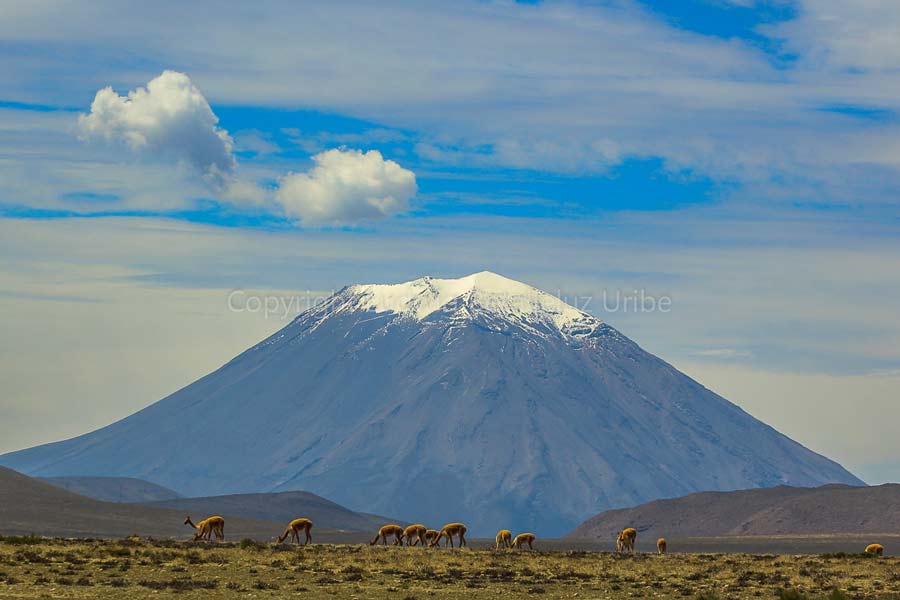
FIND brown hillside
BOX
[42,476,183,503]
[139,491,398,532]
[0,467,361,542]
[567,484,899,541]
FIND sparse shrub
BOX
[138,578,218,590]
[119,535,142,546]
[14,549,50,564]
[0,535,44,546]
[341,565,364,574]
[63,552,87,565]
[239,538,266,551]
[778,589,809,600]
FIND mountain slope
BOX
[138,491,397,532]
[0,271,862,536]
[567,483,900,541]
[41,476,183,503]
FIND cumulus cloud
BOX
[275,149,417,225]
[78,70,236,184]
[73,72,415,224]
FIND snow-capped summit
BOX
[0,272,863,536]
[332,271,600,338]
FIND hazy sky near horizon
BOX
[1,1,898,484]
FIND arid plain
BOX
[2,536,900,600]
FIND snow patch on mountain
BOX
[338,271,600,337]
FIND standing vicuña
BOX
[616,528,636,554]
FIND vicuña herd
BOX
[181,515,888,557]
[371,522,470,547]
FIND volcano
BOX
[0,271,862,536]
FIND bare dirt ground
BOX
[2,536,900,599]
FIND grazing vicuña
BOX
[277,518,313,545]
[370,524,405,546]
[184,515,224,542]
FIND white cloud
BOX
[78,70,236,184]
[275,149,417,225]
[70,73,415,223]
[76,71,421,221]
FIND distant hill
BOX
[0,467,364,542]
[567,483,899,541]
[138,491,397,532]
[41,476,183,503]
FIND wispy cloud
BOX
[693,348,754,359]
[3,1,900,209]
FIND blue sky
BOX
[1,0,899,483]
